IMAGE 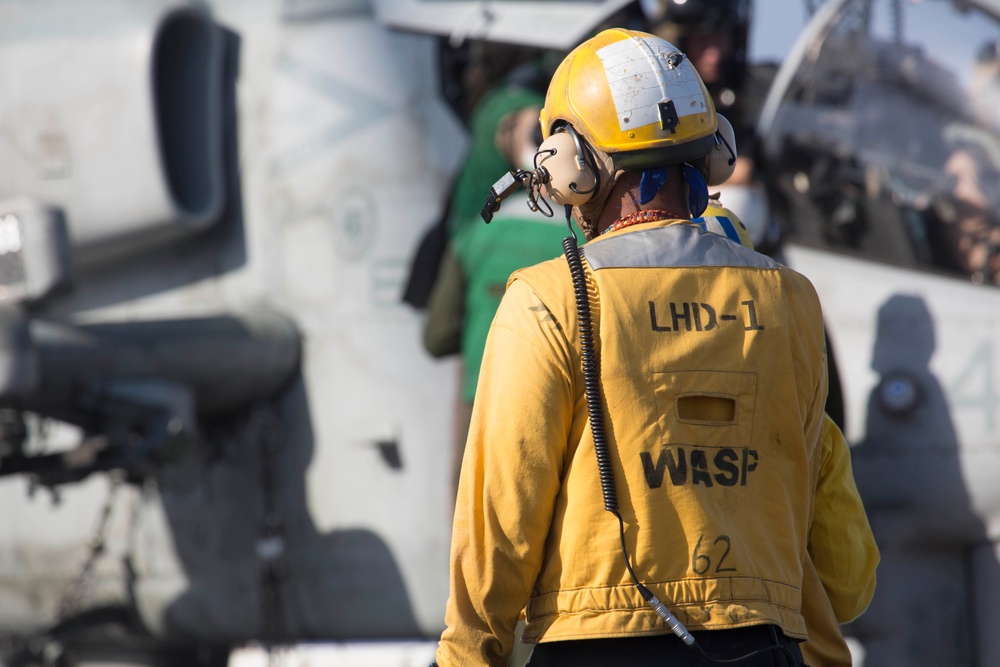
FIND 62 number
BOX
[691,534,737,575]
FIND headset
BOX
[533,127,600,207]
[480,114,737,223]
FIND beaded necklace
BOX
[601,209,685,235]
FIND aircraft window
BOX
[760,0,1000,286]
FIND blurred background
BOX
[0,1,998,666]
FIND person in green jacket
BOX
[423,83,581,493]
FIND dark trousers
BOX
[525,624,806,667]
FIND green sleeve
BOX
[423,244,466,358]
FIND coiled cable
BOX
[561,229,617,513]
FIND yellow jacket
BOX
[437,219,878,667]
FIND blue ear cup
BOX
[639,167,670,205]
[684,164,709,217]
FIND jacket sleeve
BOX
[436,278,577,667]
[808,414,880,623]
[423,244,466,358]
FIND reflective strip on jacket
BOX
[437,218,878,667]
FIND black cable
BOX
[562,227,617,513]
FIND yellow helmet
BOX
[539,28,718,168]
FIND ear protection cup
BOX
[704,114,739,186]
[535,129,598,206]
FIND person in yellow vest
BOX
[436,28,877,667]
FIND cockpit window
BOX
[760,0,1000,286]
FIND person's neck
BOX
[595,179,689,236]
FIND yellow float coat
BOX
[437,219,878,667]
